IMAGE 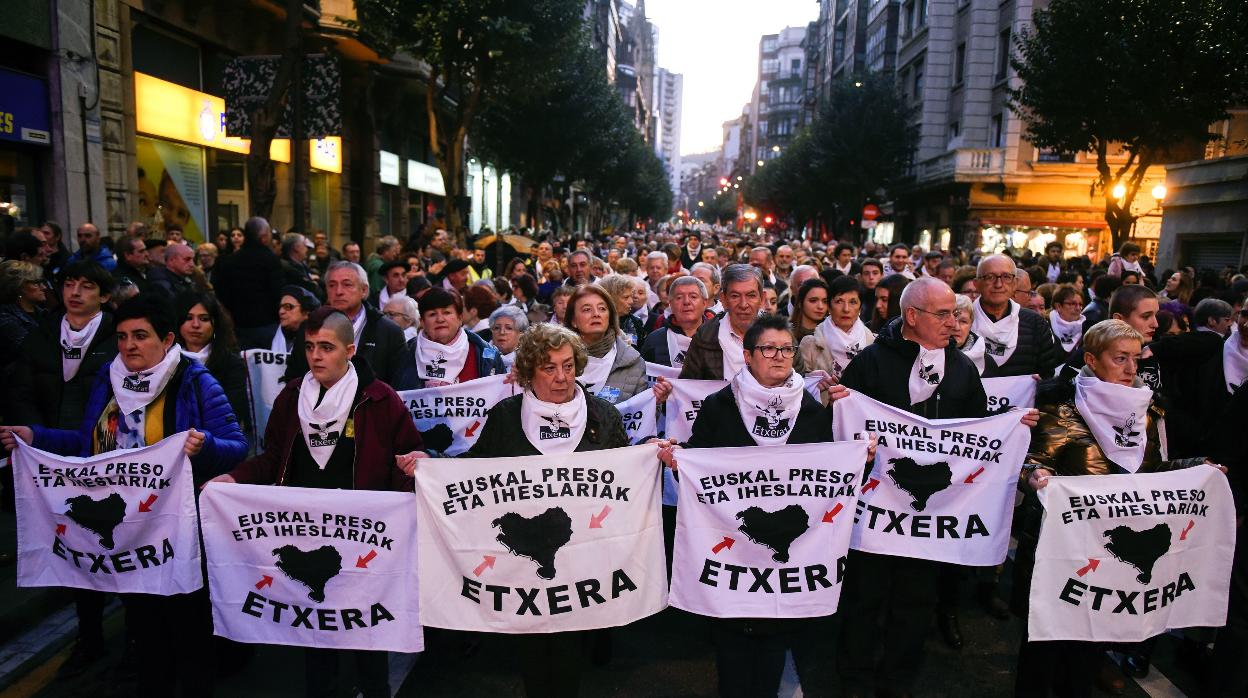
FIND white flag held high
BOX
[982,375,1037,414]
[670,442,867,618]
[666,378,728,444]
[397,374,515,456]
[242,349,289,449]
[1027,466,1235,642]
[415,444,666,633]
[615,389,659,445]
[200,483,423,652]
[13,432,201,594]
[832,393,1030,565]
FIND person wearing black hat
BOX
[273,285,321,354]
[435,258,471,294]
[369,260,410,310]
[393,287,505,392]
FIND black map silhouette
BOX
[735,504,810,563]
[419,423,455,453]
[493,507,574,580]
[272,544,343,602]
[64,493,127,549]
[1103,524,1171,584]
[886,457,953,512]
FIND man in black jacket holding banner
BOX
[836,277,1036,697]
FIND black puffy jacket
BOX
[979,305,1065,378]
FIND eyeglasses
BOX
[977,273,1016,286]
[279,303,298,311]
[750,344,797,358]
[912,307,962,322]
[382,311,412,322]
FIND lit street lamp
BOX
[1111,182,1127,199]
[1151,184,1167,200]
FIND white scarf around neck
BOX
[379,287,406,307]
[815,317,871,379]
[972,298,1021,366]
[718,318,747,379]
[959,331,987,375]
[1223,326,1248,392]
[297,363,359,470]
[908,342,946,406]
[109,347,182,417]
[60,312,103,381]
[580,341,618,395]
[665,327,693,368]
[271,326,292,354]
[415,328,470,383]
[521,386,588,454]
[1049,312,1084,353]
[349,307,367,345]
[181,343,212,365]
[1074,372,1153,473]
[732,368,805,446]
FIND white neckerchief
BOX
[908,343,946,405]
[665,327,693,367]
[415,328,471,383]
[960,331,987,375]
[271,326,292,354]
[633,303,649,326]
[1223,326,1248,392]
[972,298,1021,366]
[1120,258,1143,274]
[521,387,587,455]
[108,347,182,418]
[379,286,406,307]
[181,343,212,365]
[814,316,871,379]
[710,300,724,314]
[1049,312,1083,353]
[348,306,367,345]
[580,341,618,394]
[60,312,103,381]
[1074,372,1153,473]
[731,368,805,446]
[718,318,746,379]
[500,350,516,371]
[403,325,418,342]
[835,260,853,275]
[297,363,358,470]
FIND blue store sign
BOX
[0,68,50,146]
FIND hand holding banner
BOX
[1026,466,1234,642]
[397,374,515,456]
[671,442,867,618]
[13,432,202,594]
[414,444,666,633]
[200,483,423,652]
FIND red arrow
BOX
[1076,559,1100,576]
[589,505,611,528]
[137,493,158,512]
[822,502,844,523]
[55,523,66,536]
[862,478,880,493]
[465,421,481,437]
[964,467,985,484]
[473,555,496,577]
[356,550,378,568]
[255,575,274,590]
[712,536,735,554]
[1180,520,1195,541]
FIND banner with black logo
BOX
[1027,466,1235,642]
[832,393,1030,565]
[414,445,666,633]
[397,374,515,456]
[200,483,423,652]
[13,432,201,594]
[670,442,867,618]
[242,349,288,449]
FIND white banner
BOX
[1027,467,1235,642]
[397,374,515,456]
[982,375,1037,415]
[415,444,667,633]
[645,361,681,383]
[670,442,867,618]
[666,378,728,444]
[200,483,423,652]
[243,349,288,449]
[615,389,658,445]
[14,432,202,594]
[832,393,1029,565]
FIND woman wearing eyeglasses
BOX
[1049,284,1086,359]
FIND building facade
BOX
[744,27,810,176]
[654,68,683,197]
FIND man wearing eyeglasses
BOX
[836,277,1039,697]
[970,255,1064,378]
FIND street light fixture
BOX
[1151,184,1167,200]
[1111,182,1127,200]
[771,145,780,152]
[697,201,704,207]
[757,159,765,167]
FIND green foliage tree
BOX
[1010,0,1248,250]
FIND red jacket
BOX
[229,362,420,492]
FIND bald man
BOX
[67,223,116,271]
[969,254,1063,377]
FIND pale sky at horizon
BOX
[646,0,818,157]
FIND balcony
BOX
[915,148,1006,182]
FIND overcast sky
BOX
[646,0,818,156]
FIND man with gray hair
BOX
[690,262,722,313]
[836,275,1037,696]
[970,254,1063,377]
[642,276,710,368]
[284,260,406,384]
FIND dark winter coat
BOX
[10,312,117,429]
[978,304,1065,378]
[686,384,831,448]
[679,314,807,381]
[465,393,628,457]
[284,305,408,386]
[212,242,285,329]
[391,328,506,391]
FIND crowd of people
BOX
[0,216,1246,697]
